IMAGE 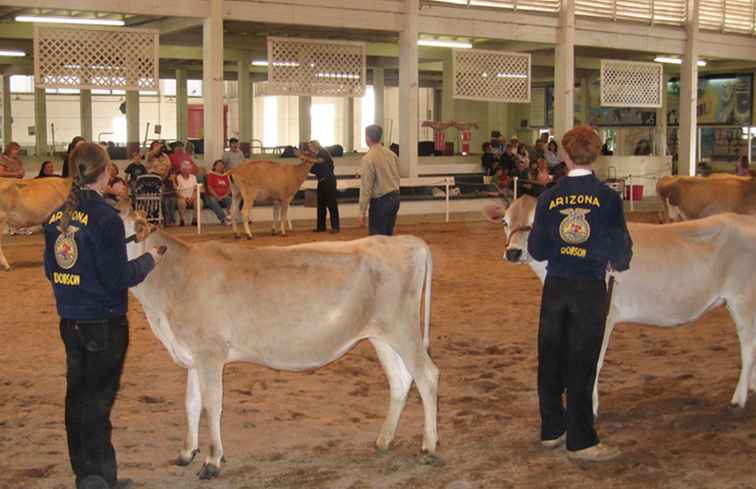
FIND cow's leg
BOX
[279,200,290,236]
[370,339,413,451]
[389,339,439,455]
[177,368,202,466]
[592,307,619,418]
[241,191,257,240]
[230,188,242,239]
[0,213,9,270]
[726,301,756,407]
[196,360,225,479]
[271,202,280,235]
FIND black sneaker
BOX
[78,476,108,489]
[312,229,325,233]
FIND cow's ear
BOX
[483,204,504,224]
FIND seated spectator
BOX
[499,144,517,173]
[532,140,546,161]
[176,161,203,226]
[481,142,497,176]
[205,160,232,225]
[170,141,198,175]
[736,155,752,177]
[634,139,652,156]
[516,144,530,170]
[223,137,245,171]
[125,151,148,187]
[36,160,57,178]
[146,141,172,179]
[492,166,511,196]
[104,165,128,207]
[0,142,25,178]
[510,155,532,196]
[545,140,560,169]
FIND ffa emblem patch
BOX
[559,208,591,245]
[54,227,79,270]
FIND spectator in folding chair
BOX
[176,161,202,226]
[204,160,232,225]
[125,151,148,193]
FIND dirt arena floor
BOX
[2,212,756,489]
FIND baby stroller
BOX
[133,174,164,225]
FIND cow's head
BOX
[483,195,538,264]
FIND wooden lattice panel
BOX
[453,49,531,103]
[264,37,366,97]
[33,24,159,91]
[600,59,663,108]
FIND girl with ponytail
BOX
[43,142,163,489]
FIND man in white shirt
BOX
[222,137,245,171]
[357,125,401,235]
[176,161,203,226]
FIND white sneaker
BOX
[541,432,566,449]
[567,443,621,461]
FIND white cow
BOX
[486,195,756,415]
[122,210,438,479]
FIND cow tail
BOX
[422,245,433,353]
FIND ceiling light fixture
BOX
[0,50,26,57]
[251,60,269,66]
[417,39,473,49]
[654,56,706,67]
[15,15,125,26]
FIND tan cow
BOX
[228,159,315,239]
[656,174,756,223]
[0,177,71,270]
[122,210,438,479]
[487,195,756,416]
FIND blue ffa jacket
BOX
[43,190,155,320]
[310,148,336,181]
[527,173,633,281]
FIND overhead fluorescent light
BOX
[251,60,300,67]
[316,72,360,80]
[654,56,706,67]
[0,50,25,57]
[15,15,125,26]
[496,73,528,79]
[418,39,472,49]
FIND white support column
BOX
[299,96,312,143]
[238,57,252,156]
[399,0,419,178]
[343,97,354,152]
[441,49,455,123]
[126,90,140,157]
[373,67,385,127]
[579,77,590,126]
[554,0,575,141]
[679,0,699,176]
[176,68,188,143]
[203,0,225,163]
[656,73,670,157]
[34,87,48,157]
[80,89,93,142]
[2,75,11,148]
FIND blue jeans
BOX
[205,195,231,223]
[368,192,400,236]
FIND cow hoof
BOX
[176,449,199,466]
[234,234,241,240]
[197,463,221,480]
[418,453,443,466]
[246,235,253,240]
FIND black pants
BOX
[317,178,340,231]
[538,276,608,451]
[60,317,129,487]
[368,192,400,236]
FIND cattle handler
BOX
[527,125,633,461]
[44,143,164,489]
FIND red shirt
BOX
[206,172,231,198]
[169,150,197,174]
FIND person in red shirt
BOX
[169,141,198,175]
[205,160,232,225]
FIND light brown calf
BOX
[0,177,71,269]
[228,160,315,238]
[656,174,756,223]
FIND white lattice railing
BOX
[453,49,531,103]
[33,24,159,91]
[262,37,366,98]
[428,0,561,14]
[600,60,663,108]
[575,0,687,25]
